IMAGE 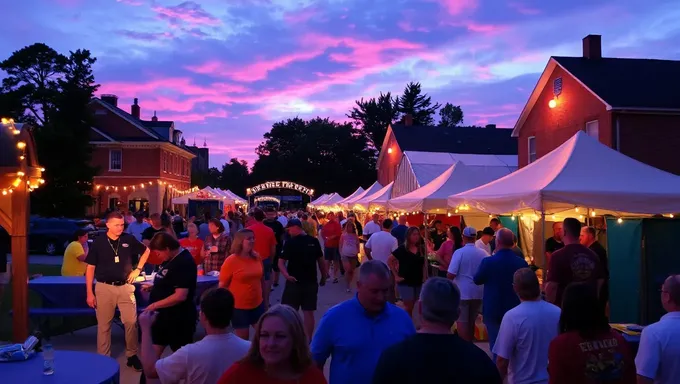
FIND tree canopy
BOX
[347,92,398,153]
[394,81,441,126]
[439,103,464,127]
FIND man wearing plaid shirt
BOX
[202,219,232,273]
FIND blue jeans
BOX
[484,320,501,361]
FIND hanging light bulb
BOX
[617,218,623,223]
[590,211,596,217]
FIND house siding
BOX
[616,112,680,175]
[518,65,611,168]
[90,102,152,139]
[377,131,402,186]
[92,147,161,177]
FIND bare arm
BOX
[76,253,87,262]
[147,288,189,311]
[545,282,558,304]
[364,247,373,260]
[85,265,96,308]
[496,356,509,380]
[278,258,293,281]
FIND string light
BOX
[590,211,596,217]
[94,180,198,195]
[617,218,623,223]
[1,117,46,197]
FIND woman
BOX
[160,212,177,239]
[217,304,326,384]
[179,223,204,266]
[203,218,231,274]
[219,229,264,340]
[548,282,636,384]
[339,221,360,293]
[434,226,463,277]
[61,229,89,276]
[141,232,198,383]
[388,227,427,318]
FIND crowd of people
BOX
[54,205,680,383]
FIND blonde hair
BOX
[344,220,356,234]
[187,222,198,233]
[242,304,313,373]
[230,229,257,259]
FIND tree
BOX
[0,43,99,217]
[192,167,221,188]
[347,92,398,153]
[438,103,464,127]
[394,82,441,126]
[251,117,375,196]
[219,158,250,197]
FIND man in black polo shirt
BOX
[86,211,150,371]
[278,219,327,341]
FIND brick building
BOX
[89,95,195,215]
[513,34,680,173]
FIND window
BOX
[109,149,122,171]
[162,153,167,172]
[585,120,599,140]
[527,136,537,164]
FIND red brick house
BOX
[513,34,680,174]
[89,95,195,215]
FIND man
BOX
[636,274,680,384]
[447,226,487,342]
[140,288,250,384]
[364,219,399,265]
[489,218,503,253]
[85,211,150,370]
[278,219,327,341]
[545,221,564,264]
[321,212,342,283]
[263,207,285,286]
[363,213,382,241]
[141,213,164,247]
[373,278,501,384]
[311,261,415,384]
[494,268,561,384]
[545,218,605,307]
[579,226,609,309]
[390,215,408,246]
[127,212,150,242]
[247,209,277,308]
[300,213,316,237]
[474,228,528,356]
[475,227,494,255]
[215,209,231,237]
[430,220,447,251]
[277,211,288,227]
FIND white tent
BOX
[309,193,339,209]
[216,189,247,205]
[448,131,680,216]
[309,194,330,206]
[317,193,346,210]
[172,186,226,205]
[342,182,383,208]
[352,182,393,212]
[336,187,365,205]
[388,162,499,213]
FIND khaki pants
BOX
[95,282,138,357]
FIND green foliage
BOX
[0,43,99,217]
[347,92,398,152]
[394,82,441,126]
[191,167,221,189]
[438,102,464,127]
[219,158,250,197]
[251,117,375,195]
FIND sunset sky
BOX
[2,0,679,167]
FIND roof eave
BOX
[608,107,680,114]
[91,99,161,140]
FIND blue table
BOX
[0,350,119,383]
[29,276,219,308]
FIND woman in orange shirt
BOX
[179,223,204,266]
[220,229,264,340]
[218,304,327,384]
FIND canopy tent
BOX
[309,193,330,206]
[336,186,365,205]
[388,162,499,213]
[172,187,227,205]
[342,181,383,208]
[316,193,346,210]
[215,188,247,205]
[447,131,680,217]
[352,182,394,212]
[309,193,339,208]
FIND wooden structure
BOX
[0,118,43,341]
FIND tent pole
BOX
[540,211,546,285]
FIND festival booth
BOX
[352,182,393,213]
[214,188,247,210]
[308,194,329,208]
[316,193,345,212]
[172,187,229,219]
[334,186,365,210]
[341,182,383,210]
[447,131,680,324]
[308,193,337,210]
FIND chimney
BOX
[152,111,158,122]
[583,34,602,59]
[485,124,496,129]
[101,94,118,107]
[131,98,140,119]
[403,114,413,126]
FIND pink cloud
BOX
[508,2,541,15]
[152,1,221,26]
[283,7,318,24]
[432,0,478,15]
[156,109,229,123]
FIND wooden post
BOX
[11,180,29,342]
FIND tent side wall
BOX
[392,155,418,198]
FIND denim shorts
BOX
[262,258,272,281]
[232,302,265,329]
[397,284,422,301]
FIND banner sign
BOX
[254,196,281,204]
[247,181,313,196]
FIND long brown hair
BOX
[242,304,313,373]
[405,226,426,256]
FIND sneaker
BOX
[127,355,143,371]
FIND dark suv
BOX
[28,218,98,255]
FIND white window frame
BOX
[585,120,599,140]
[527,136,537,164]
[109,149,122,171]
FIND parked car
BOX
[29,218,99,255]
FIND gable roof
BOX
[90,127,116,142]
[512,56,680,137]
[390,124,518,155]
[91,98,160,140]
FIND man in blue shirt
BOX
[311,260,415,384]
[474,228,528,357]
[390,215,408,246]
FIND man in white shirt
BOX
[140,287,250,384]
[447,226,487,342]
[216,209,231,237]
[277,212,288,227]
[493,268,560,384]
[636,274,680,384]
[364,219,399,303]
[127,213,151,242]
[363,213,382,241]
[475,227,494,255]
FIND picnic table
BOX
[2,350,120,383]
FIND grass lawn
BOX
[0,265,96,341]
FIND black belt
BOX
[99,280,126,286]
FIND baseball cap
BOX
[462,226,476,237]
[482,227,495,236]
[286,218,303,228]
